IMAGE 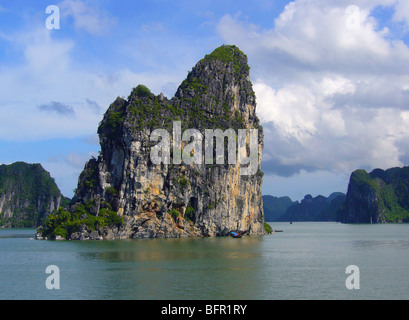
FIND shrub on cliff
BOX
[39,205,123,240]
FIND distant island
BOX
[263,193,345,222]
[0,162,69,228]
[338,167,409,223]
[264,166,409,223]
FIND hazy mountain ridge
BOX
[262,195,295,221]
[264,192,345,222]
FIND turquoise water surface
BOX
[0,222,408,300]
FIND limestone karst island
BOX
[35,45,268,240]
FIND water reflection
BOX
[71,236,266,299]
[0,228,36,239]
[351,240,409,249]
[76,236,264,263]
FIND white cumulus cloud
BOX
[218,0,409,178]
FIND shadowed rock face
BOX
[65,45,265,239]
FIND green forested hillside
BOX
[0,162,68,227]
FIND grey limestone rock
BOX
[67,45,266,239]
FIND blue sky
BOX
[1,0,409,201]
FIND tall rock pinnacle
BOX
[37,45,266,240]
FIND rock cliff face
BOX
[338,167,409,223]
[39,45,265,239]
[0,162,66,227]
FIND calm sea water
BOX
[0,222,408,300]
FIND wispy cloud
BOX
[38,101,75,117]
[59,0,117,35]
[85,98,103,114]
[141,22,166,33]
[82,133,99,145]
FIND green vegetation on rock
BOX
[202,45,250,78]
[185,205,195,222]
[39,200,123,240]
[264,222,273,234]
[169,209,180,221]
[132,84,152,98]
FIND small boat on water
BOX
[274,230,283,232]
[230,231,242,238]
